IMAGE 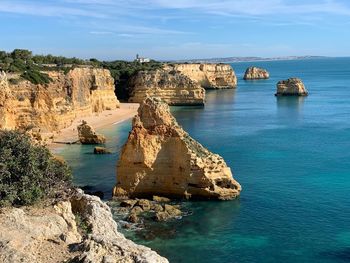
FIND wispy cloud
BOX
[0,0,106,18]
[89,31,113,35]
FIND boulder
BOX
[136,199,151,211]
[127,213,139,223]
[114,97,241,200]
[120,199,137,208]
[153,196,171,203]
[275,78,308,96]
[164,204,182,217]
[77,120,106,144]
[243,66,269,80]
[93,146,111,154]
[154,211,171,222]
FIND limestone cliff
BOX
[169,63,237,89]
[243,66,269,80]
[0,72,17,129]
[275,78,308,96]
[0,190,168,263]
[0,68,119,133]
[114,97,241,200]
[127,69,205,105]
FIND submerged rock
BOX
[243,66,269,80]
[275,78,308,96]
[114,97,241,200]
[77,120,106,144]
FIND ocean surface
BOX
[59,58,350,263]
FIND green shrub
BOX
[0,130,72,206]
[20,70,52,85]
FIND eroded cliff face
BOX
[128,69,205,105]
[0,72,17,129]
[0,190,168,263]
[168,63,237,89]
[114,97,241,200]
[0,68,119,133]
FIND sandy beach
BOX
[49,103,139,150]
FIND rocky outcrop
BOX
[77,121,106,144]
[0,190,168,263]
[0,68,119,134]
[128,69,205,105]
[243,66,269,80]
[169,63,237,89]
[275,78,308,96]
[114,97,241,200]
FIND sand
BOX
[49,103,138,150]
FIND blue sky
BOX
[1,0,350,60]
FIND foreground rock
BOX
[0,190,168,263]
[170,63,237,89]
[243,66,269,80]
[275,78,308,96]
[0,68,119,142]
[128,68,205,105]
[78,121,106,144]
[114,97,241,200]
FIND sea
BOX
[59,57,350,263]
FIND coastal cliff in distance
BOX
[0,68,119,136]
[128,68,205,105]
[114,97,241,200]
[168,63,237,89]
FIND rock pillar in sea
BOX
[275,78,308,96]
[114,97,241,200]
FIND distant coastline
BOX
[171,55,329,64]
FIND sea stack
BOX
[275,78,308,96]
[77,121,106,144]
[114,97,241,200]
[243,67,269,80]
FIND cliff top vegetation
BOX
[0,130,72,207]
[0,49,162,95]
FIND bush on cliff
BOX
[0,130,72,207]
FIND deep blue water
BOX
[59,58,350,263]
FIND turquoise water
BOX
[60,58,350,262]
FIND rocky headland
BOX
[243,66,270,80]
[114,97,241,200]
[127,68,205,105]
[0,68,119,141]
[275,78,308,96]
[0,189,168,263]
[169,63,237,89]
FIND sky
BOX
[1,0,350,60]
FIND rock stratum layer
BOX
[275,78,308,96]
[0,68,119,134]
[243,66,270,80]
[128,69,205,105]
[114,97,241,200]
[0,190,168,263]
[170,63,237,89]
